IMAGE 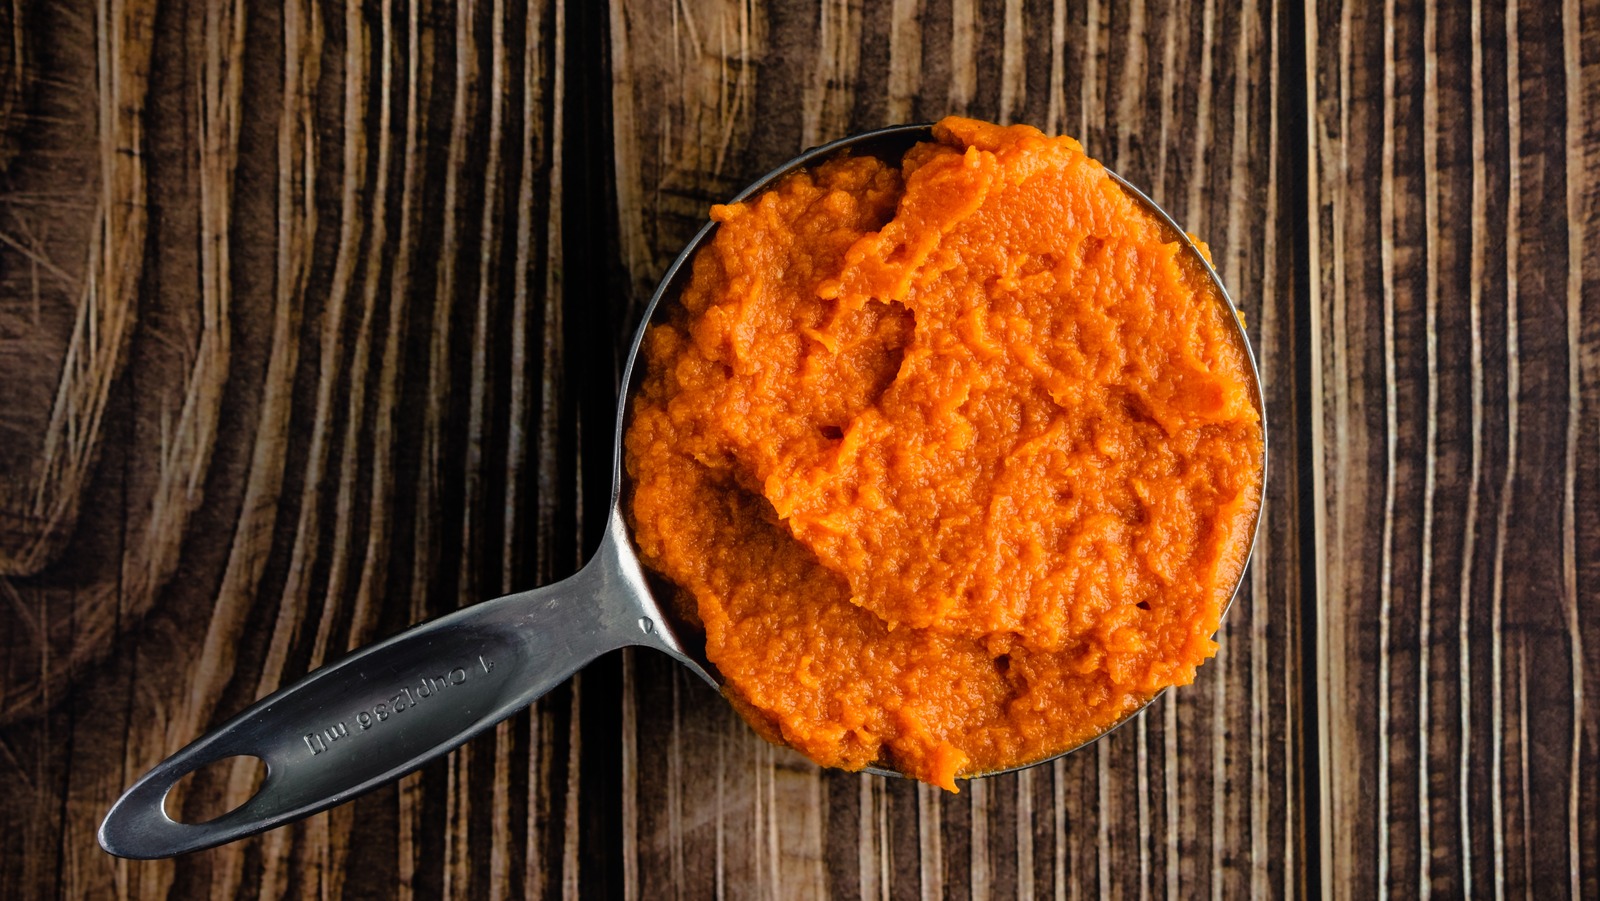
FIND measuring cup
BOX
[98,124,1265,859]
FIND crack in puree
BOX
[624,117,1263,791]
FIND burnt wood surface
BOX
[0,0,1594,897]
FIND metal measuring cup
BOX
[98,124,1265,859]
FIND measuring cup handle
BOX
[98,527,661,859]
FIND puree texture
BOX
[624,117,1263,790]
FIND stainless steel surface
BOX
[99,124,1265,859]
[97,516,712,859]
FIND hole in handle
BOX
[162,755,268,825]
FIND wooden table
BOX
[2,0,1595,897]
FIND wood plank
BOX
[1308,0,1600,894]
[0,0,153,582]
[0,0,573,897]
[606,0,1305,897]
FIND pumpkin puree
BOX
[625,117,1263,790]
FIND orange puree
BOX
[624,117,1263,790]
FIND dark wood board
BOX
[0,0,1592,897]
[1308,0,1600,896]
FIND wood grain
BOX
[0,0,152,582]
[1309,0,1600,895]
[607,0,1304,898]
[0,0,1594,897]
